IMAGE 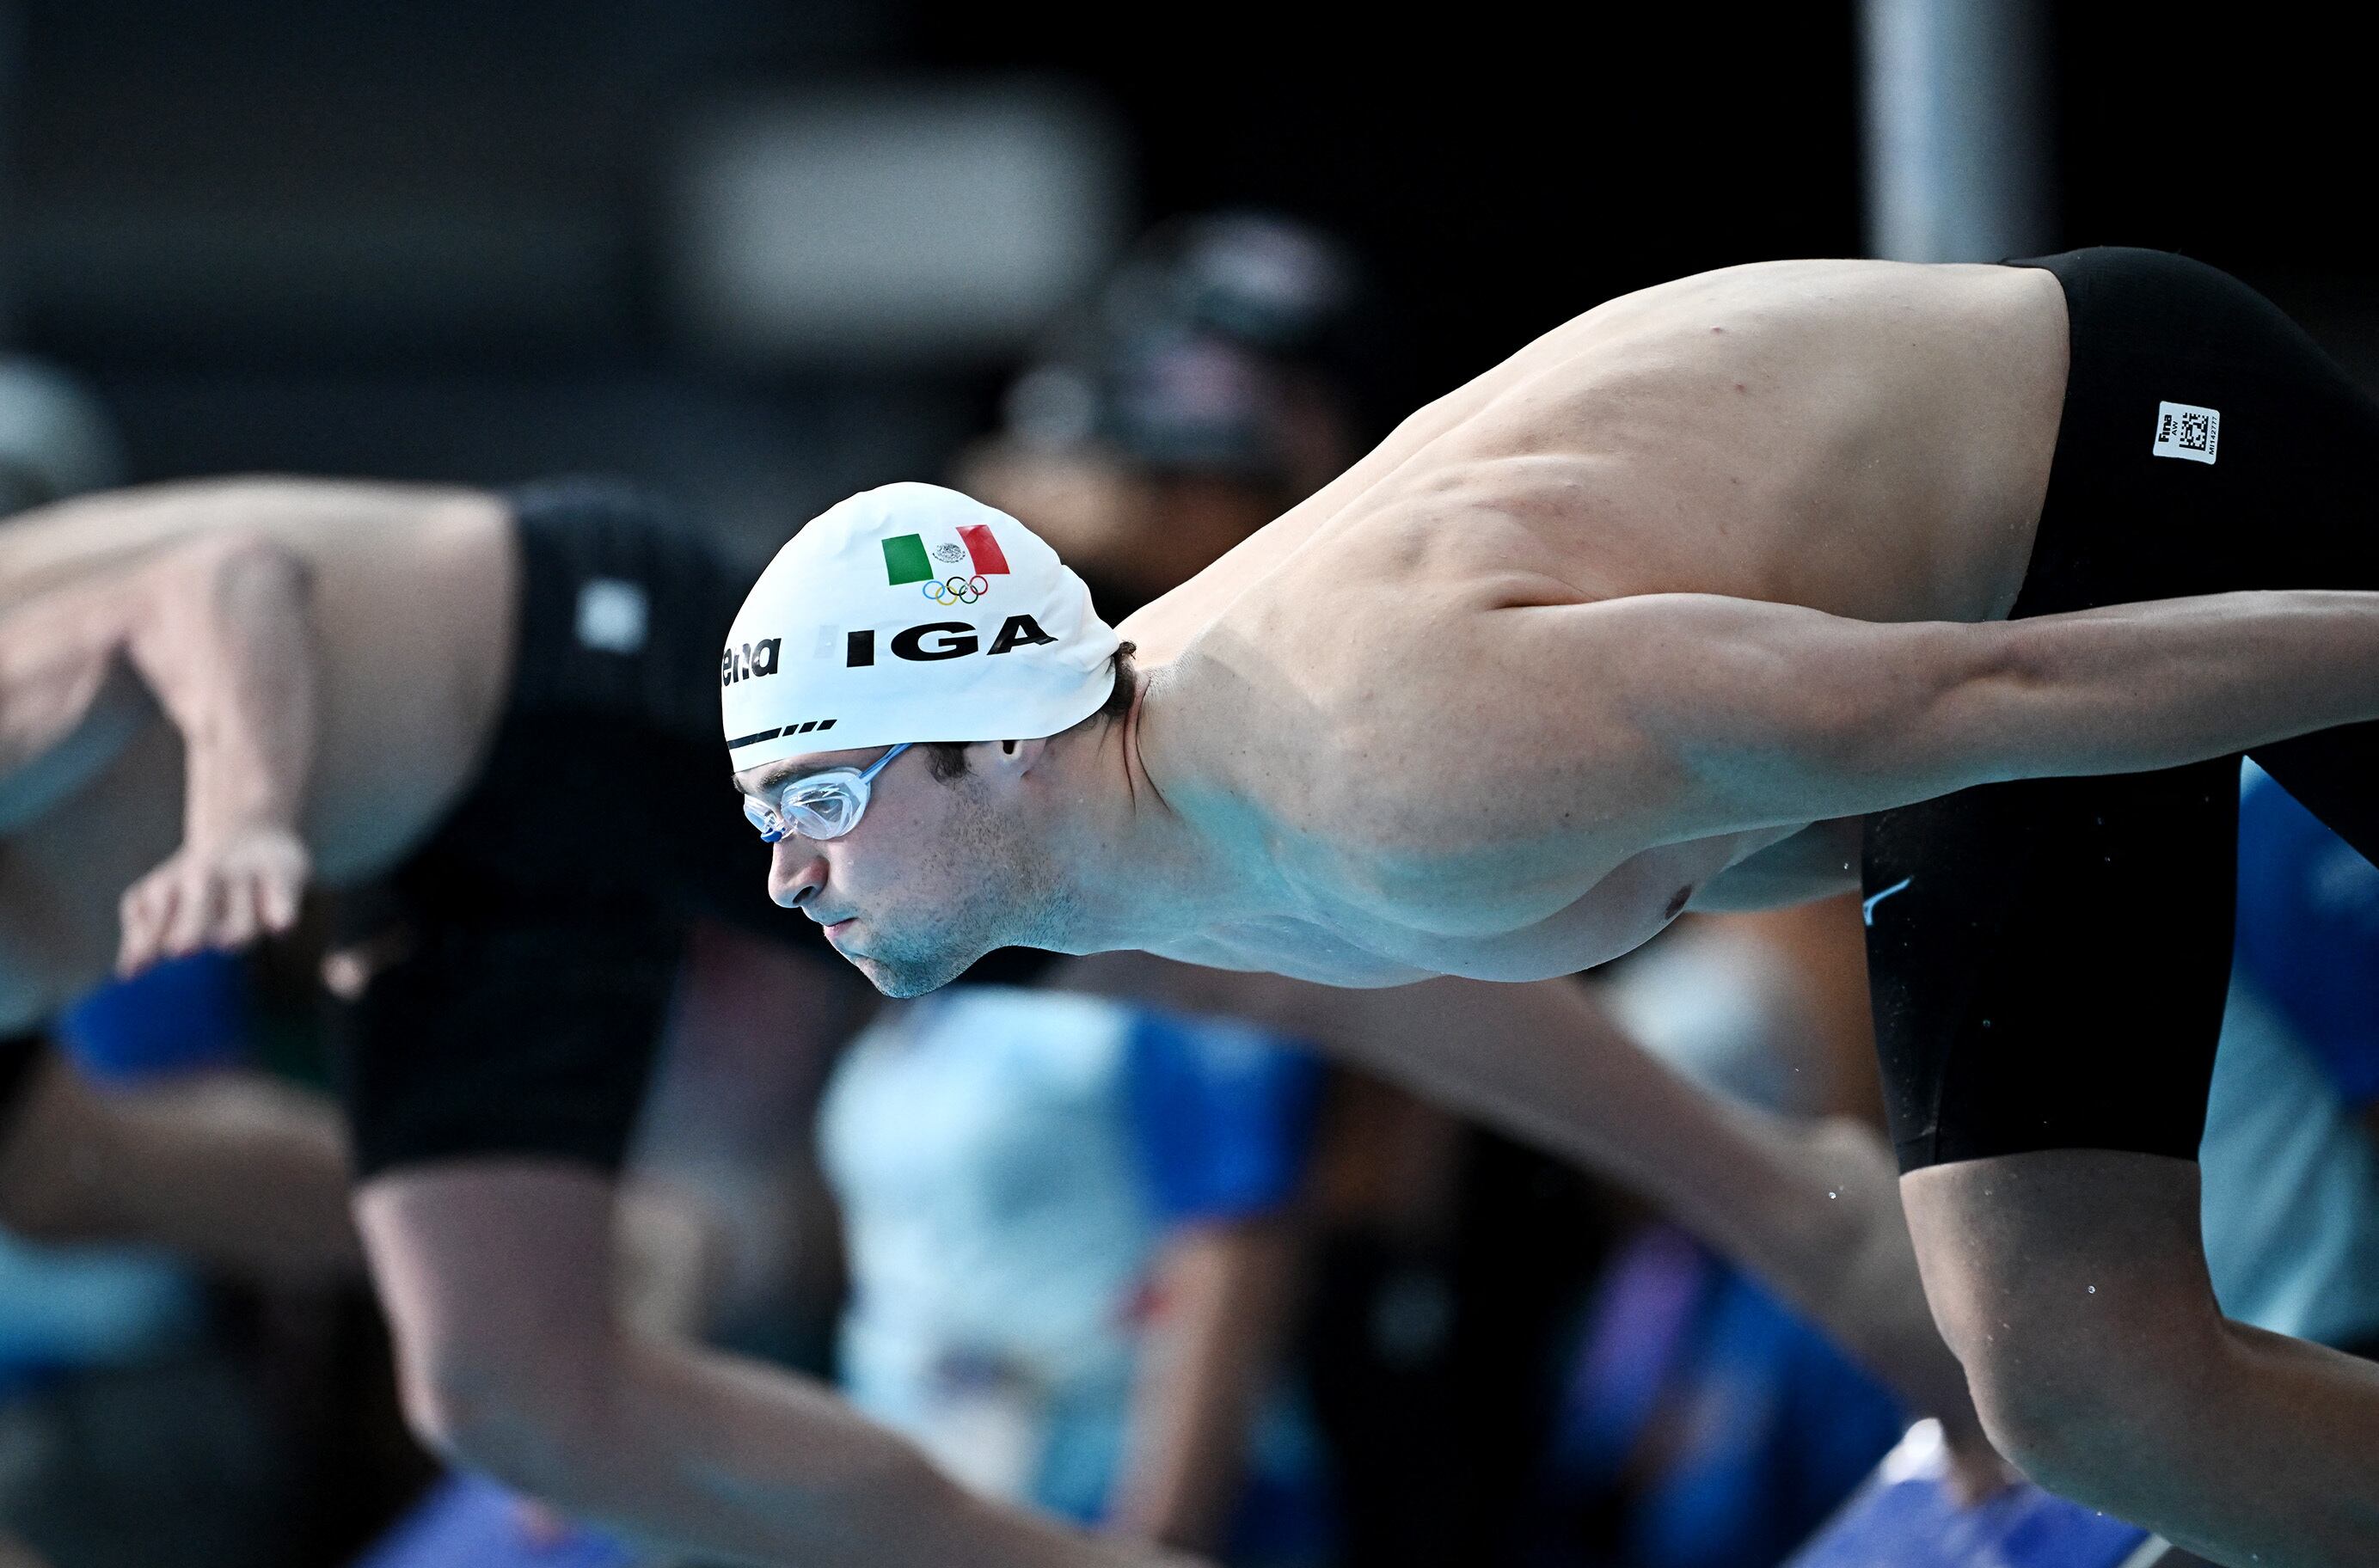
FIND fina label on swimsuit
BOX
[2151,400,2220,464]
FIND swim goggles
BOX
[743,742,911,844]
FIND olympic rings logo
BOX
[923,575,992,606]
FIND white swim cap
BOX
[722,482,1120,772]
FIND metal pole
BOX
[1860,0,2053,263]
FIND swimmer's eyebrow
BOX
[735,763,807,798]
[731,765,788,799]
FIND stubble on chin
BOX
[848,943,984,999]
[849,784,1070,997]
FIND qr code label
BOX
[2151,400,2220,464]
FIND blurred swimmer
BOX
[733,250,2379,1567]
[0,478,1188,1568]
[0,377,355,1295]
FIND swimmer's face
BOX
[734,741,1051,997]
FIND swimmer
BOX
[0,374,358,1296]
[953,216,2002,1499]
[730,250,2379,1568]
[0,479,1182,1568]
[923,216,1993,1529]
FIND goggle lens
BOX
[740,743,908,845]
[782,781,861,839]
[742,771,873,843]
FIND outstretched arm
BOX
[1047,953,2004,1493]
[1535,589,2379,840]
[0,526,316,972]
[358,1160,1199,1568]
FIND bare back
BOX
[1121,260,2069,983]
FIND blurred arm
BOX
[1051,952,1989,1474]
[0,1050,360,1285]
[0,513,317,973]
[1106,1217,1303,1552]
[358,1159,1201,1568]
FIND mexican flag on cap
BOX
[881,524,1011,586]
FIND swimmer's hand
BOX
[116,825,310,976]
[1806,1118,2020,1505]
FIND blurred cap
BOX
[999,212,1363,481]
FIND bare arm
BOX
[357,1160,1200,1568]
[0,528,316,972]
[1539,589,2379,840]
[1049,954,1991,1479]
[1106,1219,1303,1552]
[0,1050,359,1284]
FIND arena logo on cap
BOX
[720,636,782,687]
[883,524,1010,606]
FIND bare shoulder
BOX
[0,477,507,616]
[1254,558,1665,799]
[1149,558,1674,941]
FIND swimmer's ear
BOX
[974,736,1048,781]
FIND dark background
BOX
[2,0,2368,549]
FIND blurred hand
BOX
[1803,1117,2021,1504]
[118,825,310,976]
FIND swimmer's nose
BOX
[768,838,826,910]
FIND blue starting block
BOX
[1786,1422,2178,1568]
[353,1473,633,1568]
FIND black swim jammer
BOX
[335,481,835,1178]
[1862,247,2379,1173]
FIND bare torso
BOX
[0,481,516,1022]
[1119,260,2069,983]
